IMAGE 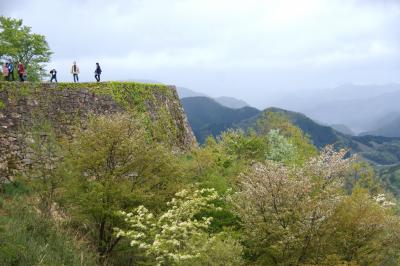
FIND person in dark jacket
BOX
[94,62,102,82]
[8,62,14,81]
[50,69,57,82]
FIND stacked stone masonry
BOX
[0,82,197,182]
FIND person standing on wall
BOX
[8,61,14,81]
[71,61,80,82]
[17,62,25,82]
[2,63,9,81]
[50,68,57,82]
[94,62,102,82]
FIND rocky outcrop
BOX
[0,82,197,181]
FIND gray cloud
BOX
[1,0,399,108]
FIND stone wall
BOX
[0,82,197,181]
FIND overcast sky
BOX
[1,0,399,108]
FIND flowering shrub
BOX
[374,193,396,208]
[233,145,400,265]
[234,146,352,264]
[115,188,242,265]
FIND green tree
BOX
[218,129,267,162]
[265,129,297,163]
[345,160,383,195]
[0,16,52,81]
[324,188,400,265]
[256,111,317,164]
[61,114,182,261]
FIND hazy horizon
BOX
[2,0,399,108]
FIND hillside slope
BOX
[239,108,400,165]
[331,124,354,135]
[214,96,249,109]
[177,87,250,109]
[181,97,260,143]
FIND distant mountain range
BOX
[274,83,400,137]
[177,87,249,109]
[176,87,207,98]
[135,82,400,138]
[182,96,400,167]
[361,113,400,138]
[181,88,400,197]
[214,96,249,109]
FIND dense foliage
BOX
[1,110,400,265]
[0,184,97,265]
[0,16,52,81]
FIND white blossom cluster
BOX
[115,188,220,265]
[374,193,396,208]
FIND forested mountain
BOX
[177,87,250,109]
[181,97,260,143]
[331,124,354,135]
[182,97,400,167]
[378,164,400,196]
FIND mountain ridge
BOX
[181,96,259,143]
[177,87,250,109]
[182,96,400,166]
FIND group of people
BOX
[50,61,102,83]
[1,61,102,83]
[2,62,26,81]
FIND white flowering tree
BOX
[234,145,400,265]
[115,188,243,265]
[235,146,352,264]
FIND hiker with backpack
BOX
[8,61,14,81]
[50,69,57,82]
[17,62,25,82]
[71,61,80,82]
[94,62,102,82]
